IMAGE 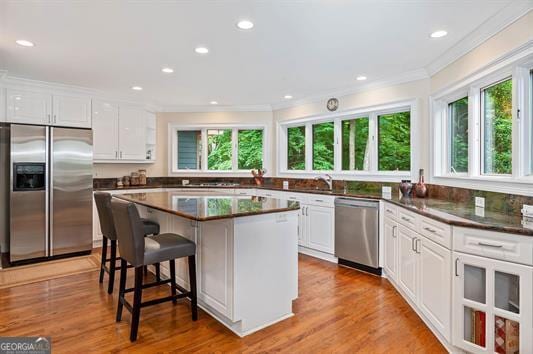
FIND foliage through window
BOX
[448,97,468,173]
[312,122,334,170]
[207,129,233,170]
[482,78,513,175]
[287,126,306,170]
[238,129,263,170]
[378,111,411,171]
[341,117,369,171]
[177,130,201,170]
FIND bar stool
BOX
[111,198,198,342]
[94,192,162,294]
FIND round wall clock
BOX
[327,98,339,111]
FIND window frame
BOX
[169,123,267,175]
[430,48,533,194]
[277,100,417,181]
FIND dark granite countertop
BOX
[100,184,533,236]
[114,191,300,221]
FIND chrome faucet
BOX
[314,174,333,190]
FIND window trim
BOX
[277,99,418,181]
[169,123,268,176]
[430,46,533,194]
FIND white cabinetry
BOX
[6,89,91,128]
[92,101,119,160]
[306,205,335,253]
[383,217,398,281]
[397,225,418,302]
[118,106,146,160]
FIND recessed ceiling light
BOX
[430,30,448,38]
[15,39,35,47]
[236,20,254,30]
[161,67,174,73]
[131,86,143,91]
[356,75,367,81]
[195,47,209,54]
[210,101,218,105]
[284,95,293,99]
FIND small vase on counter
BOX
[399,180,413,197]
[414,169,428,198]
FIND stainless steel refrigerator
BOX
[9,124,93,263]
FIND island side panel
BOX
[233,210,299,334]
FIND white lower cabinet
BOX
[383,217,398,282]
[397,225,419,303]
[452,252,533,353]
[307,205,334,254]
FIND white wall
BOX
[93,110,273,178]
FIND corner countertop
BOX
[113,191,300,221]
[100,184,533,236]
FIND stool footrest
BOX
[141,293,190,308]
[124,279,172,293]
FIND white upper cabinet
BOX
[6,89,52,125]
[52,94,92,128]
[118,106,146,160]
[92,101,119,160]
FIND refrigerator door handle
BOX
[45,128,50,257]
[49,128,54,257]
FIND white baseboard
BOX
[298,246,338,263]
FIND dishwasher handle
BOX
[335,198,379,208]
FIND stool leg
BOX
[108,240,117,294]
[116,259,128,322]
[188,255,198,321]
[169,259,177,304]
[99,236,108,283]
[155,263,161,282]
[130,267,143,342]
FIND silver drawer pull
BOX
[386,209,394,213]
[401,217,411,222]
[478,242,503,248]
[290,197,297,200]
[314,199,324,202]
[424,227,437,233]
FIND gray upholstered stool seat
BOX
[141,219,160,236]
[144,234,195,266]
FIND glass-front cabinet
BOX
[453,252,532,353]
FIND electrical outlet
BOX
[182,179,189,186]
[475,197,485,208]
[522,204,533,218]
[283,181,289,190]
[475,206,485,217]
[382,186,392,199]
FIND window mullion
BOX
[468,87,480,178]
[334,119,341,172]
[369,112,378,173]
[305,123,313,172]
[201,128,208,172]
[232,128,238,171]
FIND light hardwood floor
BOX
[0,252,445,353]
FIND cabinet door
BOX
[453,252,533,354]
[307,205,334,254]
[383,217,398,281]
[298,205,308,247]
[118,106,146,160]
[52,95,92,128]
[92,101,119,160]
[6,89,51,124]
[419,237,451,341]
[397,225,418,303]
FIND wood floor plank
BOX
[0,252,446,353]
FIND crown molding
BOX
[426,2,532,76]
[270,68,429,111]
[159,104,272,113]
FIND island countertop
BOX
[114,191,300,221]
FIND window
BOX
[177,130,202,170]
[238,129,263,170]
[207,129,232,170]
[378,111,411,171]
[170,125,266,173]
[287,126,305,170]
[280,101,415,177]
[341,117,369,171]
[312,122,334,170]
[448,97,468,173]
[481,78,513,175]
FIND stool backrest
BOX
[94,192,117,241]
[110,199,145,267]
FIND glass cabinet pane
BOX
[464,264,486,304]
[495,271,520,314]
[464,306,487,348]
[495,316,519,354]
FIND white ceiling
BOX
[0,0,529,110]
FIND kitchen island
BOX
[114,190,300,337]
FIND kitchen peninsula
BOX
[114,190,300,337]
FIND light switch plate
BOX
[522,204,533,218]
[475,197,485,208]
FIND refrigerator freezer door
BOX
[10,125,48,262]
[51,127,93,256]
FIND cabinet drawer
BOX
[418,217,451,249]
[307,195,335,207]
[284,193,308,203]
[383,202,398,219]
[397,208,418,230]
[454,227,533,265]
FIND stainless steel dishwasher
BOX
[334,198,381,275]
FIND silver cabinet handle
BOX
[306,206,309,216]
[455,258,460,277]
[411,237,416,252]
[424,227,437,233]
[315,199,324,202]
[401,216,411,222]
[392,225,397,238]
[386,209,394,214]
[47,114,51,123]
[415,238,421,254]
[120,151,123,159]
[53,114,57,123]
[477,242,503,248]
